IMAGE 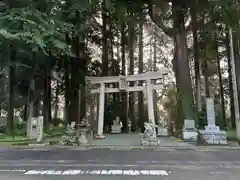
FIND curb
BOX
[0,144,240,151]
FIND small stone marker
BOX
[182,119,197,142]
[184,119,195,130]
[30,117,38,140]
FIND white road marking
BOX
[24,169,169,176]
[0,169,26,172]
[62,170,82,175]
[89,170,101,175]
[149,170,169,175]
[25,170,41,175]
[40,170,56,175]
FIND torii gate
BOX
[85,68,169,137]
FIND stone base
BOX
[183,129,198,142]
[199,130,227,145]
[140,138,160,147]
[157,127,168,137]
[95,135,105,139]
[111,125,122,134]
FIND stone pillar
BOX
[97,82,105,136]
[146,79,155,125]
[37,116,44,142]
[206,98,216,126]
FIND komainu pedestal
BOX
[182,119,198,142]
[199,125,227,145]
[76,117,91,145]
[60,122,77,145]
[199,98,228,145]
[140,122,160,146]
[111,117,122,134]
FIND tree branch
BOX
[148,1,173,37]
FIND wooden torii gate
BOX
[85,68,169,137]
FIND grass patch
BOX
[228,129,237,140]
[45,126,65,138]
[49,140,59,145]
[0,136,30,142]
[11,142,30,146]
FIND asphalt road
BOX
[0,148,240,179]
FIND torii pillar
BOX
[97,82,105,137]
[146,79,155,125]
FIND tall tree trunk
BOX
[153,24,158,124]
[7,45,15,135]
[233,34,240,120]
[172,1,195,128]
[70,36,80,124]
[64,35,70,124]
[27,78,35,137]
[101,2,108,130]
[64,58,70,124]
[102,0,108,76]
[23,104,28,123]
[190,3,202,114]
[138,21,144,132]
[128,12,136,131]
[33,95,40,117]
[43,65,52,129]
[54,81,59,123]
[120,23,127,132]
[79,36,87,120]
[216,39,226,128]
[226,32,236,128]
[172,47,182,132]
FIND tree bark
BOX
[79,36,87,120]
[128,10,136,131]
[43,65,52,129]
[54,81,59,124]
[7,45,15,135]
[64,35,70,124]
[69,36,80,124]
[190,4,202,113]
[138,21,144,132]
[102,0,108,76]
[216,39,226,128]
[120,23,128,132]
[64,57,70,124]
[226,32,236,128]
[153,24,158,124]
[172,1,195,127]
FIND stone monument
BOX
[182,119,198,142]
[199,98,227,145]
[111,117,122,134]
[36,116,44,142]
[140,122,160,146]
